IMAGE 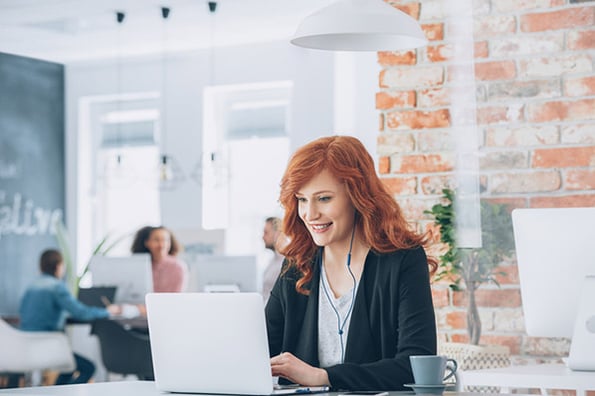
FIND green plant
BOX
[426,188,515,345]
[54,220,128,296]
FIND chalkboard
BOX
[0,52,65,316]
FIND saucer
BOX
[403,383,447,395]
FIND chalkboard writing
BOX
[0,52,65,315]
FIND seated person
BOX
[266,136,437,390]
[19,249,121,385]
[261,216,285,304]
[131,226,188,292]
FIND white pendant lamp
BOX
[291,0,427,51]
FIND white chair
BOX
[0,318,75,386]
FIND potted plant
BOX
[426,189,515,373]
[54,220,127,296]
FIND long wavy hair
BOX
[279,136,437,294]
[130,225,181,257]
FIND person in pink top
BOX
[131,226,188,292]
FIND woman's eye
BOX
[319,196,331,202]
[296,197,306,203]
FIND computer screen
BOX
[187,255,258,293]
[512,207,595,338]
[88,254,153,304]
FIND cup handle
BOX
[443,358,458,382]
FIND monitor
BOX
[77,286,117,308]
[89,254,153,304]
[187,255,258,293]
[512,207,595,339]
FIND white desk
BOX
[459,363,595,396]
[0,381,527,396]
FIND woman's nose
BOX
[304,201,319,221]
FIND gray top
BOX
[318,265,359,368]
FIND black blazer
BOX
[265,246,437,391]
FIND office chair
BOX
[90,319,154,380]
[0,318,75,386]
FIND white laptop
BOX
[145,293,330,395]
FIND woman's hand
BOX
[270,352,330,387]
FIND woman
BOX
[266,136,438,391]
[131,226,188,293]
[19,249,121,385]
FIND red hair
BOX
[279,135,437,294]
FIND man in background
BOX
[261,217,284,304]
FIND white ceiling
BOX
[0,0,326,64]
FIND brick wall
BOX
[376,0,594,364]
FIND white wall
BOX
[65,40,378,266]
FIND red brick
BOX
[375,91,416,109]
[396,198,437,221]
[379,113,385,132]
[477,105,524,125]
[492,265,520,285]
[377,50,417,66]
[480,335,521,355]
[520,7,594,32]
[432,288,450,308]
[381,176,417,195]
[426,44,454,63]
[518,54,592,78]
[493,0,565,12]
[565,169,595,190]
[386,109,451,130]
[418,130,455,152]
[480,151,528,170]
[449,333,469,344]
[490,171,561,194]
[474,41,489,58]
[378,156,390,174]
[531,194,595,208]
[490,34,564,57]
[564,76,595,97]
[445,311,467,329]
[377,132,415,153]
[475,61,516,81]
[453,289,522,308]
[486,125,559,147]
[473,15,517,37]
[420,175,455,195]
[418,87,452,107]
[380,67,444,89]
[422,23,444,41]
[567,29,595,50]
[561,124,594,145]
[488,80,561,102]
[527,99,595,123]
[390,2,420,19]
[390,153,454,173]
[532,147,595,168]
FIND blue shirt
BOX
[19,274,109,332]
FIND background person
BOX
[266,136,438,391]
[131,226,188,293]
[19,249,121,385]
[261,217,284,304]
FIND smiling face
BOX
[296,169,356,250]
[144,228,172,261]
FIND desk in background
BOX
[459,363,595,396]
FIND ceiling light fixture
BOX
[102,11,138,188]
[291,0,427,51]
[158,6,185,190]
